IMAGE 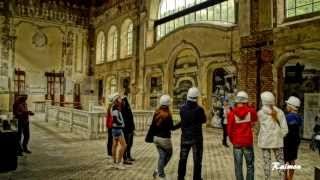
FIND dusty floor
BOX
[0,118,319,180]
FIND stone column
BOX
[135,11,147,110]
[258,0,273,31]
[238,0,251,37]
[0,3,15,112]
[237,0,274,107]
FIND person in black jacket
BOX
[13,95,34,155]
[121,92,135,163]
[176,87,207,180]
[151,95,179,180]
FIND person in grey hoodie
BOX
[258,91,288,180]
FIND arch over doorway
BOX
[274,48,320,105]
[165,41,200,109]
[274,48,320,139]
[205,62,236,127]
[165,40,200,94]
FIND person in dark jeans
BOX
[107,128,113,156]
[220,97,231,147]
[13,95,34,154]
[176,87,207,180]
[122,93,135,163]
[150,95,179,180]
[227,91,257,180]
[105,97,113,157]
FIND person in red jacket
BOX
[227,91,257,180]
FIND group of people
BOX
[104,92,135,170]
[148,88,302,180]
[146,87,207,180]
[106,87,303,180]
[227,91,302,180]
[13,94,34,156]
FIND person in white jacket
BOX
[258,91,288,180]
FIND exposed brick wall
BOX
[239,29,274,108]
[238,47,258,106]
[260,62,273,93]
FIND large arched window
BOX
[156,0,235,40]
[96,31,105,64]
[120,19,134,58]
[286,0,320,17]
[127,23,133,56]
[110,78,117,95]
[107,26,118,61]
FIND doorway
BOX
[282,61,320,139]
[172,49,198,109]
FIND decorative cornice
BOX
[14,2,89,27]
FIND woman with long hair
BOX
[151,95,178,180]
[258,91,288,180]
[110,93,127,169]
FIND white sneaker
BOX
[111,163,118,169]
[152,169,158,179]
[116,163,126,170]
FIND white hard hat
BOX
[187,87,200,102]
[235,91,248,103]
[159,95,171,106]
[110,93,120,103]
[286,96,301,110]
[261,91,275,105]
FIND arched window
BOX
[157,0,235,40]
[127,23,133,56]
[120,19,134,58]
[286,0,320,17]
[110,78,117,94]
[96,31,105,64]
[107,26,118,61]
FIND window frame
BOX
[107,26,118,62]
[95,31,106,64]
[127,23,133,57]
[285,0,320,18]
[155,0,236,41]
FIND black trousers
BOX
[222,124,228,145]
[107,128,112,156]
[17,119,30,151]
[178,141,203,180]
[123,131,134,160]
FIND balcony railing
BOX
[45,104,155,139]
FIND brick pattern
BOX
[239,28,274,107]
[260,62,273,93]
[238,47,258,106]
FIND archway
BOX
[208,66,237,127]
[275,49,320,139]
[172,48,198,109]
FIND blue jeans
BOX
[154,137,172,178]
[233,146,255,180]
[178,141,203,180]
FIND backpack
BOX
[105,111,113,129]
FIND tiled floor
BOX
[0,118,319,180]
